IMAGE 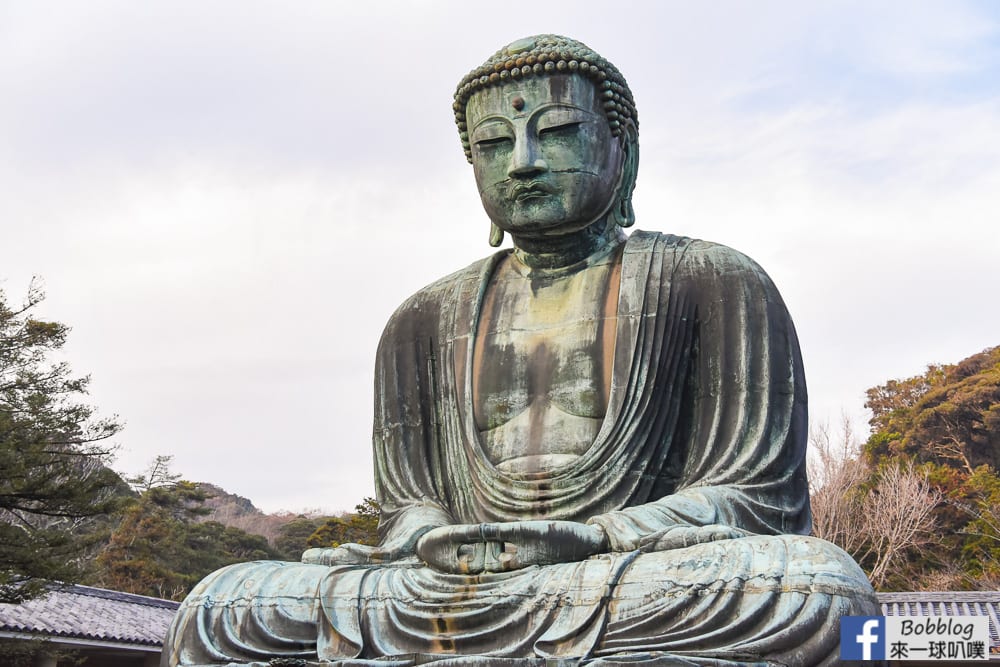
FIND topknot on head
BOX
[454,34,638,163]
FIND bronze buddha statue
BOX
[163,35,879,667]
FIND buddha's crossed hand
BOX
[415,520,608,574]
[301,543,401,566]
[301,529,428,567]
[638,524,750,552]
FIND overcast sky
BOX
[2,1,998,513]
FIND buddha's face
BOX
[466,74,624,239]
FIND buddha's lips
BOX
[511,181,556,202]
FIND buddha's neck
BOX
[510,221,625,272]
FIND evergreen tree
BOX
[0,282,122,603]
[865,346,1000,471]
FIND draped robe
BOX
[163,231,880,667]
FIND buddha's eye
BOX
[538,122,582,139]
[472,121,514,154]
[475,136,513,151]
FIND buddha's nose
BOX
[508,137,549,178]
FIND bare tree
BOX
[808,416,868,556]
[808,416,942,589]
[861,464,942,588]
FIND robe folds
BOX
[164,231,881,667]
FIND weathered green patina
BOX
[163,35,880,666]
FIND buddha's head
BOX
[454,35,639,247]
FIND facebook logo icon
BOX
[841,616,885,660]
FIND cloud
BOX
[2,1,998,511]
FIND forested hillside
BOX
[88,456,378,600]
[811,345,1000,591]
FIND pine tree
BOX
[96,456,279,600]
[0,281,123,602]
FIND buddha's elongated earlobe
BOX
[489,223,505,247]
[612,198,634,229]
[610,128,639,229]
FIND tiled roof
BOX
[879,591,1000,651]
[0,583,178,647]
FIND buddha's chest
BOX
[471,253,621,471]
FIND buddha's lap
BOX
[174,534,874,638]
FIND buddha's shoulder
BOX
[378,253,500,339]
[627,230,768,277]
[395,254,496,311]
